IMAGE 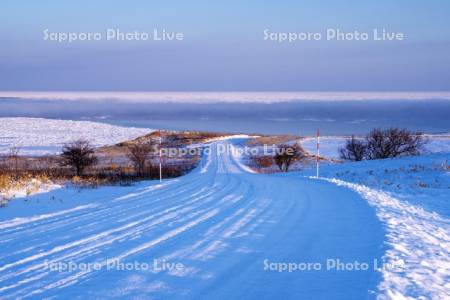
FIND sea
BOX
[0,92,449,136]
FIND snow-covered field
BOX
[301,136,347,159]
[0,118,153,156]
[301,135,450,159]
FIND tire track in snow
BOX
[0,177,199,239]
[0,204,98,230]
[0,174,218,255]
[0,152,243,298]
[0,178,235,289]
[0,141,263,298]
[164,180,256,261]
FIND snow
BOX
[229,143,257,174]
[203,134,257,143]
[0,204,95,230]
[0,140,385,299]
[0,138,448,299]
[423,135,450,154]
[301,150,450,299]
[301,135,450,159]
[301,136,347,159]
[306,153,450,216]
[323,178,450,299]
[0,118,153,156]
[0,179,61,206]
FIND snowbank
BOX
[301,152,450,299]
[0,178,61,206]
[324,178,450,299]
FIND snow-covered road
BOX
[0,140,386,299]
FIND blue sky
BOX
[0,0,449,91]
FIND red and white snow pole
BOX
[159,129,162,183]
[316,128,320,178]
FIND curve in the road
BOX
[0,141,385,299]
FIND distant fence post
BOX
[316,128,320,178]
[159,129,162,182]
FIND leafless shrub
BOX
[366,128,425,159]
[127,140,154,177]
[273,144,304,172]
[339,136,366,161]
[9,146,20,177]
[60,140,97,176]
[0,153,7,172]
[340,128,426,161]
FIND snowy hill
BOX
[0,118,153,156]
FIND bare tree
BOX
[127,140,153,177]
[274,153,284,171]
[340,128,426,161]
[366,128,425,159]
[273,144,304,172]
[8,146,20,178]
[0,153,8,173]
[60,140,97,176]
[339,136,366,161]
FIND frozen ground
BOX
[0,139,448,299]
[0,118,153,156]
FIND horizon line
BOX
[1,91,450,103]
